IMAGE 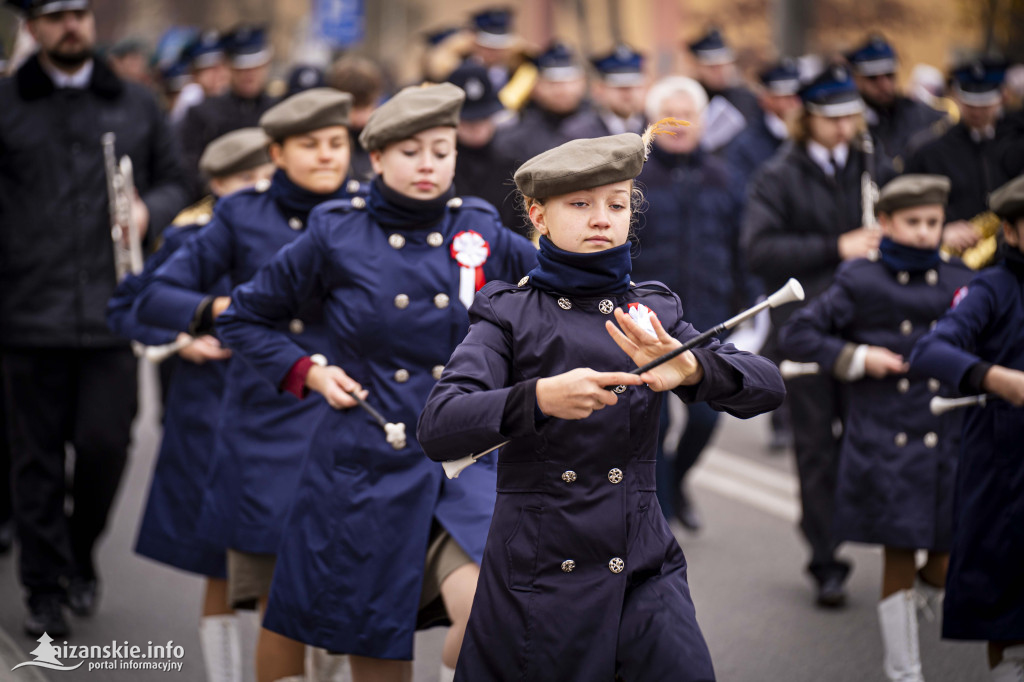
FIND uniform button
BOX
[557,297,572,310]
[394,294,409,309]
[289,319,305,334]
[288,217,303,230]
[928,378,941,393]
[925,269,939,286]
[518,276,530,286]
[897,271,910,285]
[607,468,623,484]
[612,385,626,394]
[255,179,271,192]
[431,364,445,380]
[608,557,625,574]
[394,368,410,383]
[897,378,910,394]
[899,320,913,336]
[434,293,450,309]
[196,214,212,226]
[894,432,908,447]
[310,353,328,367]
[447,196,463,209]
[929,320,937,331]
[599,299,614,314]
[346,179,361,194]
[561,559,576,573]
[350,196,366,209]
[923,432,938,448]
[427,232,444,248]
[388,233,406,249]
[561,470,577,483]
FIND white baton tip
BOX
[385,422,406,450]
[767,278,805,308]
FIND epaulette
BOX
[481,279,523,297]
[171,195,215,227]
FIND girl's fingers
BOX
[605,319,639,356]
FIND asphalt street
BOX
[1,363,986,682]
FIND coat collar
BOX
[16,52,123,102]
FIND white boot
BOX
[237,609,261,682]
[439,663,456,682]
[878,590,924,681]
[199,615,243,682]
[306,647,351,682]
[991,645,1024,682]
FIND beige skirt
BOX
[226,549,277,609]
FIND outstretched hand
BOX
[605,307,704,391]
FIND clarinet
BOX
[860,131,881,259]
[102,133,144,282]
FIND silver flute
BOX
[102,132,144,282]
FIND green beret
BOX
[260,88,352,141]
[989,174,1024,221]
[198,128,271,178]
[358,82,464,152]
[514,133,645,198]
[875,174,951,215]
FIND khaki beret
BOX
[875,174,951,215]
[989,174,1024,221]
[358,82,464,151]
[260,88,352,141]
[198,128,271,178]
[514,133,645,198]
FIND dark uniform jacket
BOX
[492,103,589,168]
[561,108,645,139]
[866,97,945,168]
[741,140,895,327]
[178,90,278,199]
[418,279,784,681]
[905,121,1015,223]
[0,54,189,348]
[634,146,760,332]
[779,256,972,550]
[909,251,1024,641]
[724,113,787,188]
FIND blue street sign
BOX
[314,0,364,47]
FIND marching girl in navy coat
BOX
[216,83,537,682]
[417,129,785,681]
[779,175,973,681]
[910,174,1024,682]
[134,89,363,682]
[107,127,274,682]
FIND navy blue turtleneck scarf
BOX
[269,168,348,218]
[527,235,633,297]
[367,176,455,230]
[878,237,942,273]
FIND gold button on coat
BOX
[561,470,577,483]
[350,196,366,209]
[427,232,444,247]
[557,298,572,310]
[394,294,409,309]
[394,369,410,383]
[518,276,530,286]
[897,271,910,285]
[388,233,405,249]
[612,385,627,394]
[900,320,913,336]
[432,365,445,380]
[897,378,910,394]
[608,468,623,484]
[346,179,361,194]
[925,269,938,286]
[447,196,463,209]
[608,557,625,574]
[599,299,614,314]
[434,293,450,309]
[289,319,305,334]
[924,432,938,448]
[928,379,941,393]
[561,560,576,573]
[894,432,908,447]
[288,217,303,230]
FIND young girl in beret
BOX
[417,127,785,681]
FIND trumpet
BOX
[941,211,1002,270]
[103,132,144,282]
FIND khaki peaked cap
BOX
[514,133,646,198]
[199,128,271,178]
[358,83,464,151]
[990,174,1024,221]
[874,174,951,215]
[260,88,352,141]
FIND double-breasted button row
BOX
[394,293,451,309]
[899,378,942,394]
[559,558,625,574]
[897,270,939,286]
[894,432,939,448]
[559,469,622,484]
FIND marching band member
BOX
[910,174,1024,682]
[107,128,274,682]
[742,64,895,608]
[215,83,537,682]
[779,175,972,681]
[417,129,785,681]
[135,88,362,682]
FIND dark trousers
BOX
[2,347,137,595]
[655,398,721,519]
[787,373,850,584]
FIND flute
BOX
[441,279,806,479]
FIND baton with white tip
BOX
[929,394,992,416]
[440,278,806,480]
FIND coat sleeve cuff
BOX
[959,361,993,396]
[189,296,216,336]
[501,377,544,438]
[281,356,314,399]
[833,343,868,382]
[674,348,743,403]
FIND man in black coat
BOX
[688,28,760,153]
[742,65,895,608]
[846,35,946,171]
[178,24,277,200]
[562,44,648,140]
[0,0,189,637]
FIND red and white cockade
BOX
[451,230,490,308]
